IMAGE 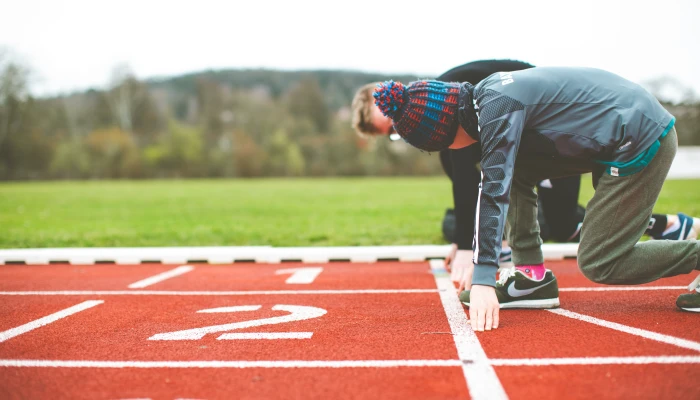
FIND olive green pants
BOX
[507,127,700,283]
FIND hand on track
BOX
[444,244,458,271]
[468,285,500,331]
[453,250,474,292]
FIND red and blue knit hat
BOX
[373,80,461,152]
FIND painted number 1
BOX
[276,267,323,284]
[148,305,327,341]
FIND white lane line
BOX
[430,260,508,400]
[275,267,323,284]
[128,265,194,289]
[0,289,438,296]
[115,398,151,400]
[0,287,687,297]
[490,355,700,366]
[560,286,685,292]
[217,332,313,340]
[548,308,700,352]
[2,356,700,369]
[0,359,462,368]
[0,300,103,343]
[0,286,686,297]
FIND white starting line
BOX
[559,286,686,292]
[0,285,688,297]
[0,359,462,368]
[1,356,699,369]
[489,355,700,366]
[0,289,439,296]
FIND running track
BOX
[0,260,698,399]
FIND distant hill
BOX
[147,69,424,111]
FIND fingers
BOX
[445,244,457,271]
[458,266,469,293]
[477,308,486,332]
[470,307,478,331]
[484,307,499,331]
[470,307,498,332]
[467,286,499,332]
[462,267,473,292]
[451,259,462,284]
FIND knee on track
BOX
[577,249,617,284]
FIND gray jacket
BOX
[460,67,675,287]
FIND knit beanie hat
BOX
[373,80,461,152]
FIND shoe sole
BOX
[679,306,700,312]
[462,298,560,309]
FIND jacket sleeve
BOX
[449,145,481,250]
[471,91,526,287]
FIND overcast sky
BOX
[2,0,699,98]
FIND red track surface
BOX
[0,260,698,399]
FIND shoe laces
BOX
[497,267,517,286]
[689,273,700,292]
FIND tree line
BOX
[1,55,699,181]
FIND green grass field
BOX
[1,177,699,248]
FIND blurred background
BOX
[1,0,699,181]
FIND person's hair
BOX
[351,82,381,137]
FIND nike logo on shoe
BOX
[507,279,554,297]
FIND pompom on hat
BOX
[373,80,461,152]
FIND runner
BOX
[372,67,700,330]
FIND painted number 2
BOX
[148,305,326,341]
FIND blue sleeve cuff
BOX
[472,264,498,287]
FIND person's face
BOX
[370,103,394,135]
